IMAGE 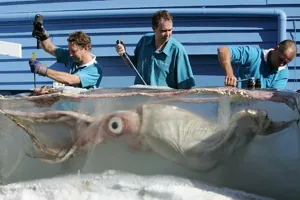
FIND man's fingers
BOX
[230,78,237,87]
[116,44,125,55]
[116,44,124,50]
[225,77,237,87]
[229,77,236,86]
[224,78,228,86]
[115,40,126,55]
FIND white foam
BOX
[129,84,173,90]
[0,170,273,200]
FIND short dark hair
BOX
[152,10,173,28]
[67,31,92,50]
[278,39,297,54]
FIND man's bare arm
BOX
[217,46,237,86]
[40,38,56,57]
[46,69,80,85]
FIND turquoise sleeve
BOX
[133,37,145,66]
[176,49,195,89]
[272,68,289,89]
[75,64,102,88]
[228,46,261,68]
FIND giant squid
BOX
[0,88,297,171]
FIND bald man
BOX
[218,39,297,89]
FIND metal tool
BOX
[31,52,37,89]
[32,14,44,49]
[236,77,261,89]
[236,78,251,83]
[116,40,147,85]
[31,14,44,89]
[255,78,261,88]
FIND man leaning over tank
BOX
[218,40,297,89]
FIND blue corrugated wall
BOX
[0,0,299,92]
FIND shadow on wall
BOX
[48,62,69,73]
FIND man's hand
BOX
[32,26,49,41]
[218,47,237,87]
[116,40,126,56]
[32,14,49,41]
[224,74,237,87]
[29,59,48,76]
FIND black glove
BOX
[32,14,49,41]
[29,59,48,76]
[32,27,49,41]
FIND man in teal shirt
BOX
[116,10,195,89]
[218,40,297,89]
[30,23,102,89]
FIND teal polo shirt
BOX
[55,47,102,89]
[229,46,288,89]
[132,33,195,89]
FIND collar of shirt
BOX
[161,37,173,56]
[146,35,173,56]
[77,54,96,68]
[263,48,285,71]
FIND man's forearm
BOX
[46,69,80,85]
[40,39,56,57]
[217,46,234,76]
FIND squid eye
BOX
[108,117,123,135]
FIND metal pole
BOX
[31,52,37,89]
[116,40,147,85]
